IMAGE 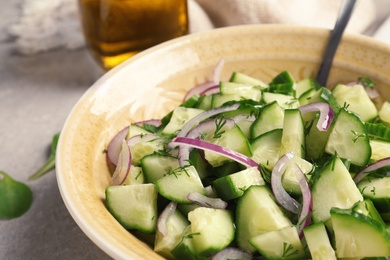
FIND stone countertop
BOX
[0,1,110,259]
[1,0,389,259]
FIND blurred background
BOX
[0,0,389,259]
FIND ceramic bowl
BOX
[56,25,390,259]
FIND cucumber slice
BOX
[212,167,265,201]
[171,226,201,260]
[234,116,253,139]
[306,87,339,110]
[325,108,371,167]
[302,87,339,122]
[155,166,206,203]
[122,165,144,185]
[236,185,292,252]
[305,114,332,160]
[282,157,313,195]
[219,81,262,102]
[270,70,295,85]
[370,139,390,161]
[311,156,363,223]
[140,153,179,183]
[203,124,252,167]
[280,109,305,158]
[298,88,317,106]
[249,226,306,259]
[331,207,390,258]
[195,94,212,110]
[154,208,189,259]
[187,207,235,256]
[295,77,318,99]
[332,84,378,122]
[229,71,268,89]
[251,129,282,170]
[162,107,205,134]
[212,161,241,178]
[211,93,263,109]
[303,222,337,260]
[188,150,210,179]
[130,138,165,166]
[126,123,152,139]
[357,177,390,213]
[262,92,299,109]
[268,71,295,96]
[211,93,241,108]
[379,101,390,126]
[250,101,284,138]
[352,199,387,226]
[105,184,157,233]
[365,122,390,141]
[268,83,295,96]
[161,95,201,126]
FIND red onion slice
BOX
[170,137,258,168]
[157,202,177,237]
[298,102,334,131]
[271,152,300,214]
[212,247,252,260]
[364,86,380,99]
[182,58,225,101]
[177,103,240,138]
[293,164,313,237]
[200,84,220,96]
[107,126,129,166]
[183,81,216,101]
[354,157,390,183]
[110,140,132,186]
[177,118,236,167]
[187,192,228,209]
[213,58,225,84]
[186,118,236,139]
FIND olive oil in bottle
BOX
[78,0,189,70]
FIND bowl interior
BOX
[56,25,390,259]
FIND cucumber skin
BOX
[303,222,337,260]
[365,122,390,142]
[154,209,189,259]
[212,167,265,201]
[140,153,179,183]
[155,166,205,204]
[330,207,390,258]
[280,109,305,158]
[188,207,235,256]
[250,101,284,139]
[249,226,306,260]
[332,84,378,122]
[325,108,371,167]
[358,177,390,213]
[311,155,363,223]
[105,184,158,233]
[235,185,292,253]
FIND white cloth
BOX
[8,0,390,55]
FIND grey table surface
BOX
[1,0,390,259]
[0,1,111,259]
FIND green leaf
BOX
[0,171,33,219]
[29,132,60,181]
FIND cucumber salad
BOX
[104,59,390,259]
